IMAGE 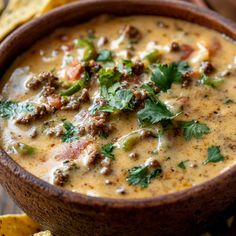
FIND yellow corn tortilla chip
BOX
[0,0,78,41]
[37,0,78,16]
[0,0,4,13]
[0,214,40,236]
[33,230,53,236]
[0,0,50,41]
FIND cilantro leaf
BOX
[177,160,189,169]
[99,130,109,139]
[150,63,182,92]
[200,73,224,88]
[101,143,115,160]
[109,89,134,110]
[106,82,121,95]
[98,68,121,88]
[0,100,35,119]
[203,146,224,165]
[97,49,113,62]
[117,60,134,75]
[61,122,79,143]
[176,61,190,74]
[100,86,134,113]
[99,105,118,113]
[137,99,178,125]
[140,83,160,103]
[181,120,210,140]
[224,98,234,104]
[140,84,156,97]
[127,165,162,188]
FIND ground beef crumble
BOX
[61,88,90,110]
[26,72,59,90]
[53,161,77,187]
[200,61,215,75]
[132,61,144,75]
[120,25,142,43]
[16,104,56,124]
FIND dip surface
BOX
[1,15,236,198]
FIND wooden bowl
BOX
[1,0,236,235]
[206,0,236,21]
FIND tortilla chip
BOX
[0,0,50,41]
[0,214,40,236]
[0,0,4,13]
[0,0,78,41]
[37,0,78,16]
[33,230,53,236]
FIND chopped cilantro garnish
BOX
[176,61,191,74]
[181,120,210,141]
[137,99,179,125]
[101,143,115,160]
[200,73,224,88]
[140,83,161,103]
[203,146,224,165]
[150,63,183,92]
[177,160,189,169]
[97,49,113,62]
[100,84,134,112]
[109,89,134,110]
[99,130,109,139]
[88,103,100,115]
[127,165,162,188]
[0,100,35,119]
[224,98,234,104]
[98,68,121,88]
[140,84,156,97]
[61,122,79,143]
[117,60,133,75]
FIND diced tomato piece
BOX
[181,44,194,60]
[65,60,84,81]
[55,140,91,161]
[188,70,200,79]
[177,96,189,106]
[208,38,222,57]
[47,94,62,109]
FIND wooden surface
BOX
[0,185,21,214]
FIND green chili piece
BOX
[200,73,224,88]
[60,80,85,96]
[144,50,159,63]
[116,129,158,151]
[12,143,35,156]
[74,39,97,61]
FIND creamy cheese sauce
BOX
[1,15,236,198]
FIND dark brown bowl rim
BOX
[1,0,236,209]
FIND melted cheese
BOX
[1,15,236,199]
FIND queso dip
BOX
[1,15,236,198]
